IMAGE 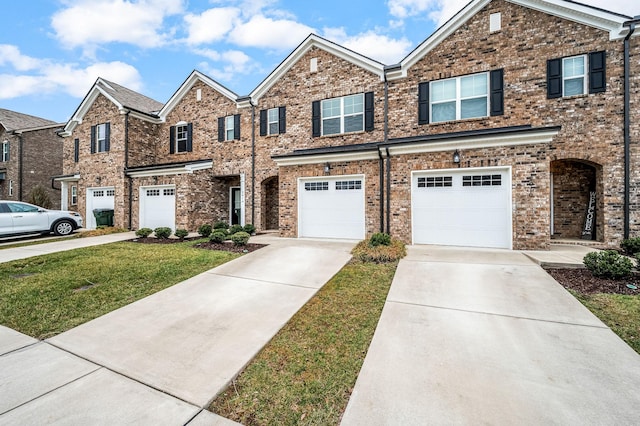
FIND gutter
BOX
[18,133,24,201]
[385,147,391,235]
[125,111,133,230]
[251,100,256,226]
[623,19,638,239]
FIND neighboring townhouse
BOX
[0,109,63,208]
[57,0,638,251]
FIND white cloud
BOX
[51,0,184,53]
[228,15,314,50]
[43,62,143,97]
[325,30,413,64]
[184,7,240,45]
[0,45,44,71]
[198,49,258,82]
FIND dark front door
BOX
[231,187,241,225]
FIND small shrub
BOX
[154,227,172,239]
[210,230,227,244]
[621,237,640,255]
[244,223,256,234]
[369,232,391,247]
[352,238,406,263]
[135,228,153,238]
[583,250,633,279]
[174,229,189,240]
[27,185,53,209]
[197,224,212,238]
[231,231,250,246]
[229,224,244,235]
[213,221,229,230]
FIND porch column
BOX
[60,181,69,210]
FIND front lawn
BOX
[0,240,238,338]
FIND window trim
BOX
[9,180,13,197]
[175,123,189,153]
[71,185,78,205]
[1,141,9,162]
[321,93,365,136]
[429,72,489,123]
[562,54,587,97]
[97,123,108,152]
[267,108,279,135]
[225,116,235,141]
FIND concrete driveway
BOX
[342,245,640,425]
[1,235,355,424]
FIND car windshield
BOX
[7,203,40,213]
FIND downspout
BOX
[125,111,133,230]
[379,76,390,233]
[623,20,637,239]
[385,147,391,235]
[250,101,256,226]
[17,133,24,201]
[378,149,385,233]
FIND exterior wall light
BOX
[453,149,461,164]
[324,162,331,174]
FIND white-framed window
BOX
[176,123,189,152]
[430,72,489,123]
[106,189,115,197]
[163,188,175,196]
[563,55,586,97]
[304,182,329,191]
[71,185,77,205]
[97,123,108,152]
[225,116,235,141]
[8,180,13,196]
[335,180,362,190]
[417,176,453,188]
[2,141,9,162]
[321,94,364,136]
[462,174,502,187]
[146,189,160,196]
[268,108,279,135]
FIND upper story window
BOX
[169,122,193,154]
[547,51,606,99]
[218,114,241,142]
[90,122,110,153]
[1,141,9,162]
[418,70,503,125]
[312,92,374,137]
[260,107,286,136]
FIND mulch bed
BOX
[546,268,640,296]
[130,237,267,253]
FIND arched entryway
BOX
[550,159,602,241]
[261,176,279,231]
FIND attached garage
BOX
[139,185,176,230]
[86,187,115,229]
[412,167,512,249]
[298,175,365,240]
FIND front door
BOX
[230,187,241,225]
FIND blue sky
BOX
[0,0,632,123]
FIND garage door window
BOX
[106,189,115,196]
[462,174,502,187]
[336,180,362,190]
[417,176,452,188]
[305,182,329,191]
[164,188,175,196]
[147,189,161,196]
[93,190,104,197]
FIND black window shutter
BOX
[364,92,374,132]
[186,123,193,152]
[104,122,110,151]
[234,114,241,140]
[217,117,224,142]
[490,69,504,116]
[589,51,606,94]
[547,58,562,99]
[279,106,286,134]
[312,101,321,137]
[259,109,267,136]
[418,82,429,124]
[74,138,79,162]
[169,126,176,154]
[90,125,96,153]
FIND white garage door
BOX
[299,175,365,240]
[86,187,115,229]
[140,185,176,231]
[412,168,512,249]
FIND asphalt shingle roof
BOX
[98,79,164,115]
[0,108,57,132]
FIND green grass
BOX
[0,234,80,250]
[572,291,640,354]
[0,240,238,338]
[210,260,397,425]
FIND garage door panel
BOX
[86,187,115,230]
[140,186,176,231]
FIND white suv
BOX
[0,201,83,237]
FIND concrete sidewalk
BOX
[342,245,640,425]
[1,235,354,424]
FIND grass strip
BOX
[0,240,238,338]
[571,291,640,354]
[210,260,397,425]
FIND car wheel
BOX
[54,220,74,236]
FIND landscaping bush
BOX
[153,227,172,239]
[27,184,53,209]
[369,232,391,247]
[231,231,250,246]
[210,230,227,244]
[352,237,406,263]
[174,229,189,240]
[244,223,256,234]
[583,250,634,279]
[197,224,212,238]
[621,237,640,255]
[213,221,229,230]
[135,228,153,238]
[229,224,244,235]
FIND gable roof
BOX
[387,0,633,80]
[159,70,238,118]
[0,108,57,132]
[250,34,386,103]
[61,78,163,136]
